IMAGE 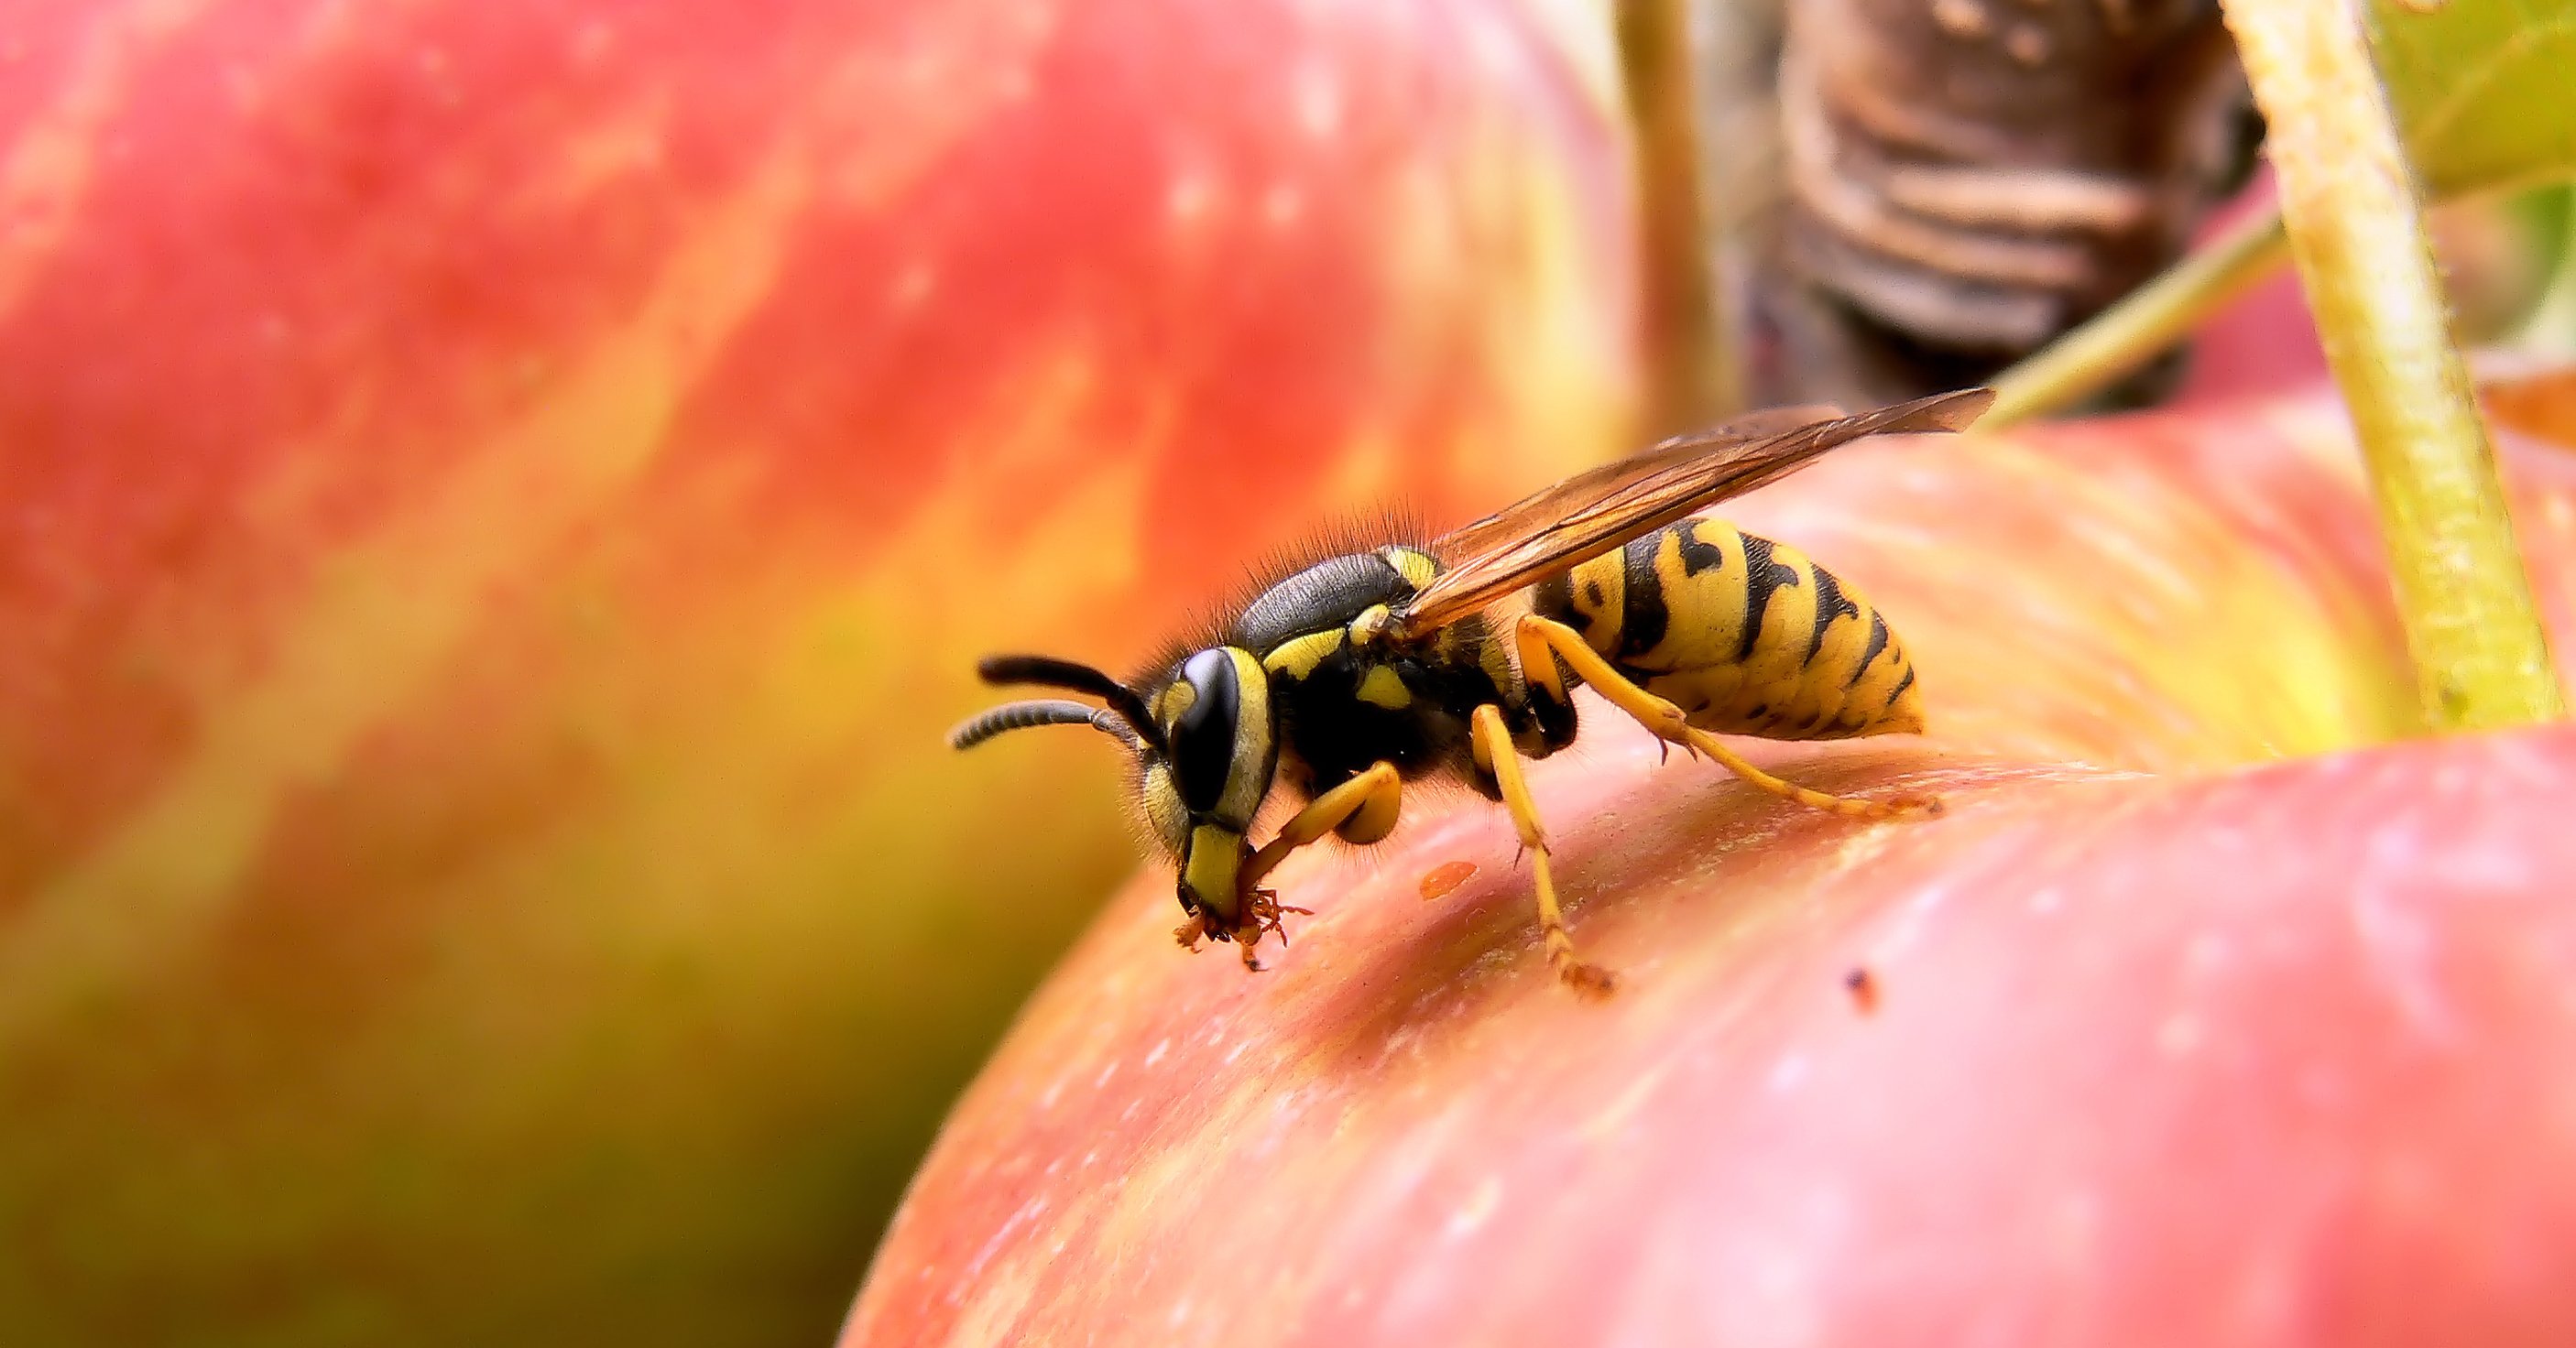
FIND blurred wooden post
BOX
[1620,0,1739,435]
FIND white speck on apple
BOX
[1165,171,1215,223]
[1261,182,1304,227]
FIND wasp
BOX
[951,388,1992,994]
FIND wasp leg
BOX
[1515,614,1937,822]
[1469,703,1616,997]
[1228,762,1403,968]
[1242,762,1404,889]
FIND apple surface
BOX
[0,1,1634,1342]
[846,381,2576,1346]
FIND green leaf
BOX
[2374,0,2576,198]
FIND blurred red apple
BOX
[0,1,1636,1341]
[844,381,2576,1345]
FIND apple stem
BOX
[1982,208,2290,429]
[2218,0,2566,730]
[1617,0,1737,435]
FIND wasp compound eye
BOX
[1169,647,1241,815]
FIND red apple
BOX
[844,380,2576,1345]
[0,1,1635,1341]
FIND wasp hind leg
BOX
[1468,704,1616,997]
[1208,762,1404,971]
[1515,614,1939,822]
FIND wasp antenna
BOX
[976,654,1125,695]
[974,654,1162,750]
[949,699,1147,752]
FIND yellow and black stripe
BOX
[1531,517,1922,740]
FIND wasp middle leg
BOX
[1468,703,1616,996]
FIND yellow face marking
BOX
[1183,823,1245,922]
[1262,629,1345,681]
[1156,680,1196,731]
[1355,665,1413,710]
[1217,647,1273,825]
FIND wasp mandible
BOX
[952,388,1993,994]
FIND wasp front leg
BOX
[1516,614,1937,821]
[1195,761,1403,970]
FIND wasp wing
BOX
[1391,387,1992,638]
[1426,401,1848,566]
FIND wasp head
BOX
[950,647,1279,931]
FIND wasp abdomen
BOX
[1534,518,1923,740]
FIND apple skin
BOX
[845,384,2576,1346]
[0,1,1634,1343]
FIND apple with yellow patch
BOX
[0,0,1635,1341]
